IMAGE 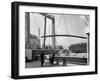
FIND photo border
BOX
[11,1,98,79]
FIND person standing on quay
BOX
[40,52,45,67]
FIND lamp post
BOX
[85,26,90,65]
[80,15,90,65]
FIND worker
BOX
[40,52,45,67]
[50,54,55,65]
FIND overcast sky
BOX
[29,13,89,49]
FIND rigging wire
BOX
[62,15,70,35]
[33,14,39,30]
[63,15,78,48]
[56,15,63,34]
[80,15,88,26]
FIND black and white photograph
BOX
[11,1,97,79]
[25,13,90,68]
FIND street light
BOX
[80,15,90,65]
[85,26,90,65]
